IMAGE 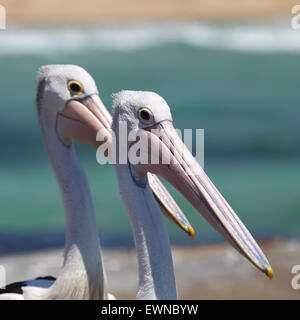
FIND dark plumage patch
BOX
[0,276,56,295]
[35,276,56,281]
[36,77,46,115]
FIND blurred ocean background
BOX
[0,19,299,254]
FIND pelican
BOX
[0,65,192,299]
[109,90,273,299]
[0,65,107,299]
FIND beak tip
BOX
[188,226,195,239]
[265,266,274,279]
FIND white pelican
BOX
[0,65,193,299]
[0,65,108,299]
[110,90,273,299]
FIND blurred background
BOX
[0,0,299,299]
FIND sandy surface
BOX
[1,0,294,24]
[0,239,299,299]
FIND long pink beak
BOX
[130,120,273,278]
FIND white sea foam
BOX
[0,20,299,55]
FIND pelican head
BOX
[112,90,273,279]
[36,64,111,148]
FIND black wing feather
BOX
[0,276,56,294]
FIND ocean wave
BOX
[0,20,299,55]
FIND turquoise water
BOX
[0,21,299,253]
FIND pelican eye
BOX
[138,107,154,124]
[67,80,84,95]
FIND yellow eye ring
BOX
[67,80,84,95]
[138,107,154,125]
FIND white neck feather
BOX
[38,107,105,300]
[115,163,177,300]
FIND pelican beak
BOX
[130,120,273,278]
[56,94,112,148]
[56,94,195,238]
[148,173,194,238]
